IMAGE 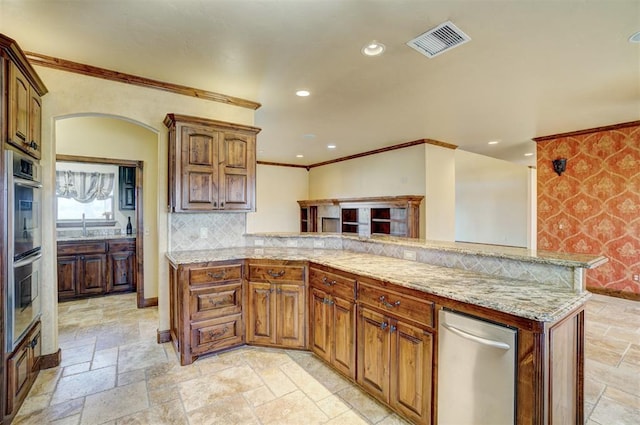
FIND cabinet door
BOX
[109,250,135,293]
[246,281,276,345]
[332,296,356,379]
[8,62,29,150]
[28,88,42,159]
[309,287,331,361]
[390,319,433,425]
[357,307,391,403]
[219,131,255,211]
[180,125,220,210]
[6,343,29,415]
[118,166,136,210]
[276,283,305,348]
[79,254,106,295]
[57,256,79,300]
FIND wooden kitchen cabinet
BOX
[357,277,435,425]
[169,261,245,365]
[309,265,357,379]
[57,238,136,301]
[6,321,41,417]
[164,113,261,212]
[246,261,306,348]
[7,59,45,160]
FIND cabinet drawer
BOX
[310,267,356,301]
[190,281,242,321]
[57,241,107,256]
[108,239,135,252]
[249,264,305,283]
[191,314,244,355]
[189,264,243,285]
[358,280,434,327]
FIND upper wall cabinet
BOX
[164,114,261,212]
[1,34,48,159]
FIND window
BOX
[56,169,116,225]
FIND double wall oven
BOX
[5,149,42,352]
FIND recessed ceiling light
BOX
[327,144,336,149]
[296,90,310,97]
[629,31,640,43]
[296,154,304,158]
[488,140,500,145]
[524,153,534,157]
[361,40,386,56]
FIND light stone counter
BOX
[57,235,136,242]
[166,247,591,323]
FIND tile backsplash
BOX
[169,213,246,251]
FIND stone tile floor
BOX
[12,292,640,424]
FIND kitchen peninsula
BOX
[167,234,606,425]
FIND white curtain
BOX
[56,171,115,203]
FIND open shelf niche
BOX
[298,195,424,238]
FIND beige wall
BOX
[246,164,309,233]
[425,144,456,241]
[455,149,529,247]
[56,116,158,299]
[37,66,255,355]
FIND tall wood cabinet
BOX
[164,114,260,212]
[1,33,48,424]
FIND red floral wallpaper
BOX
[537,123,640,297]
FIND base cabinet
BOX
[246,261,306,348]
[309,266,357,379]
[170,261,245,365]
[6,321,41,418]
[57,239,136,301]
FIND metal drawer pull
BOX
[442,323,511,350]
[390,325,397,333]
[207,327,229,340]
[379,295,401,308]
[267,269,285,278]
[380,322,388,330]
[207,271,225,279]
[322,277,337,286]
[323,297,335,305]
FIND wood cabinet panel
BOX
[109,250,135,292]
[358,307,391,401]
[332,296,356,378]
[276,283,305,348]
[246,280,277,345]
[358,278,434,328]
[189,281,243,322]
[8,61,44,159]
[309,287,331,362]
[78,254,107,295]
[57,256,78,300]
[165,114,260,212]
[249,264,305,283]
[189,264,243,285]
[6,321,41,417]
[191,314,244,355]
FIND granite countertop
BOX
[57,234,136,242]
[166,247,590,323]
[245,232,608,269]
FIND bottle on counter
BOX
[126,216,133,235]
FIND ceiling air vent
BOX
[406,21,471,58]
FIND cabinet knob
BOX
[220,202,224,208]
[390,325,397,333]
[380,322,389,330]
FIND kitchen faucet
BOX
[82,213,87,237]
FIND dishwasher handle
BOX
[442,322,511,350]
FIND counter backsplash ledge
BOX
[170,212,247,251]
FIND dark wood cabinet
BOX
[309,265,357,379]
[169,261,245,365]
[118,166,136,210]
[57,238,136,301]
[164,114,260,212]
[246,261,306,349]
[6,321,41,418]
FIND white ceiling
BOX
[1,0,639,167]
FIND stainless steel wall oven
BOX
[5,149,43,351]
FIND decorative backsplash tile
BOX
[170,213,246,251]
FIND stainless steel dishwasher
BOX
[438,309,517,425]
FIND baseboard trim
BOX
[588,286,640,301]
[157,329,171,344]
[40,349,62,369]
[141,297,158,308]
